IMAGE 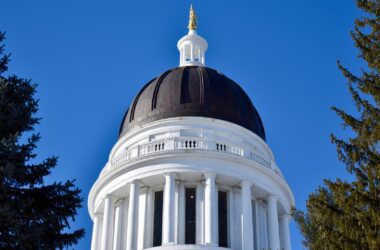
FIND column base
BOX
[146,245,230,250]
[162,242,175,246]
[205,243,218,247]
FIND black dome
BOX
[119,66,266,141]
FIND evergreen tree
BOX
[0,32,85,249]
[293,1,380,249]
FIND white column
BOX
[215,187,219,244]
[196,183,204,245]
[91,214,103,250]
[228,190,236,249]
[126,181,140,250]
[260,202,269,249]
[162,173,176,244]
[174,181,179,244]
[120,199,129,250]
[253,199,261,250]
[178,183,185,244]
[113,201,124,250]
[234,187,242,250]
[279,214,292,250]
[138,187,148,250]
[241,181,254,250]
[144,188,154,248]
[100,195,115,250]
[267,195,280,250]
[204,173,217,246]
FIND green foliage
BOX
[0,32,85,249]
[293,1,380,249]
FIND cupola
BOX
[177,5,208,66]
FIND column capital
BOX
[94,212,103,218]
[104,194,116,201]
[114,199,125,207]
[240,180,253,188]
[140,186,149,192]
[163,172,178,179]
[279,214,292,220]
[129,179,141,186]
[267,194,279,202]
[203,172,216,179]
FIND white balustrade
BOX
[216,141,243,156]
[175,138,206,149]
[139,140,166,155]
[107,136,279,178]
[111,153,130,166]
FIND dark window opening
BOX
[218,191,228,247]
[185,188,196,244]
[153,190,163,247]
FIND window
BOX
[185,188,197,244]
[218,191,228,247]
[185,45,191,62]
[153,190,163,247]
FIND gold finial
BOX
[188,4,198,30]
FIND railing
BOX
[251,152,271,168]
[175,138,207,150]
[216,142,243,156]
[111,152,130,166]
[108,137,281,177]
[140,141,166,156]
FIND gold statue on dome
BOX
[188,4,198,30]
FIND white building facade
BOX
[88,6,294,250]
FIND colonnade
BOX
[91,173,291,250]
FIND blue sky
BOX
[1,1,361,249]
